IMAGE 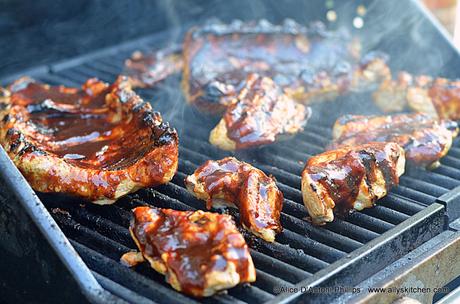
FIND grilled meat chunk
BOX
[182,19,390,113]
[374,71,460,120]
[123,206,256,297]
[184,157,283,242]
[124,46,183,88]
[0,76,178,204]
[301,142,405,225]
[330,113,459,168]
[209,73,310,150]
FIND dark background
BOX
[0,0,352,78]
[1,0,459,81]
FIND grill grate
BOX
[7,32,458,303]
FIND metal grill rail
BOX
[14,34,458,303]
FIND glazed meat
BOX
[182,19,390,113]
[209,73,310,150]
[124,46,183,88]
[184,157,283,242]
[374,71,460,120]
[301,142,405,225]
[0,76,178,204]
[122,206,256,297]
[330,113,459,168]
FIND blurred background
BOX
[0,0,459,79]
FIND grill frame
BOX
[1,0,460,303]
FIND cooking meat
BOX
[122,206,256,297]
[182,19,390,113]
[373,71,460,120]
[0,76,178,204]
[209,73,310,150]
[124,46,183,88]
[301,142,405,225]
[184,157,283,242]
[330,113,458,168]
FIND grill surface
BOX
[2,22,460,303]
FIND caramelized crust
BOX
[0,76,178,204]
[209,74,310,150]
[301,142,405,225]
[182,19,390,114]
[125,206,256,297]
[373,71,460,120]
[184,157,283,242]
[330,113,458,168]
[124,46,183,88]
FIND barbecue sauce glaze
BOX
[0,76,178,202]
[223,73,309,149]
[130,206,256,297]
[305,143,401,216]
[182,20,361,113]
[330,113,458,168]
[186,157,283,240]
[428,79,460,120]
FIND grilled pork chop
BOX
[329,113,459,168]
[184,157,283,242]
[122,206,256,297]
[301,142,405,225]
[0,76,178,204]
[124,46,183,88]
[374,71,460,120]
[209,73,310,150]
[182,19,390,113]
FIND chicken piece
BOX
[373,71,460,120]
[124,46,183,88]
[182,19,390,114]
[123,206,256,297]
[301,142,405,225]
[330,113,458,168]
[184,157,283,242]
[209,73,310,150]
[0,76,178,204]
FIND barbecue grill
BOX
[1,0,460,303]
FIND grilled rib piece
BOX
[301,142,405,225]
[374,71,460,120]
[330,113,459,168]
[124,46,183,88]
[0,76,178,204]
[122,206,256,297]
[182,19,390,113]
[184,157,283,242]
[209,73,310,150]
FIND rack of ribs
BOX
[0,76,178,204]
[182,19,390,114]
